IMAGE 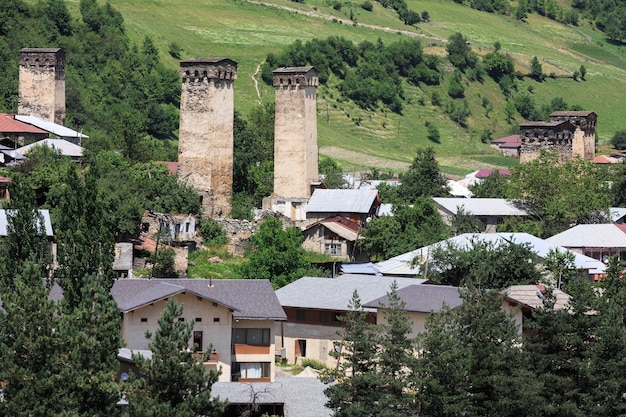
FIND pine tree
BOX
[377,282,417,416]
[0,176,51,289]
[53,167,115,310]
[127,298,226,417]
[397,147,449,203]
[324,290,381,417]
[0,263,62,417]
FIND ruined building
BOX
[18,48,66,125]
[178,58,237,217]
[520,111,597,163]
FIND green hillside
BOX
[74,0,626,175]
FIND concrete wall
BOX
[274,321,341,368]
[18,48,65,125]
[273,69,319,199]
[178,59,237,217]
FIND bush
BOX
[200,219,228,247]
[611,130,626,150]
[361,1,373,11]
[301,358,329,370]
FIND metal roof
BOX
[0,209,53,236]
[306,189,378,214]
[275,274,428,312]
[273,66,316,74]
[363,284,463,313]
[16,139,84,157]
[111,279,287,320]
[374,233,606,275]
[433,197,527,216]
[611,207,626,222]
[15,115,89,139]
[546,224,626,248]
[0,113,47,134]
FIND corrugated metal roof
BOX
[0,209,53,236]
[16,138,84,157]
[375,232,606,275]
[275,274,428,311]
[306,189,378,214]
[363,284,463,313]
[433,197,527,216]
[546,224,626,248]
[611,207,626,222]
[0,113,47,134]
[15,115,89,138]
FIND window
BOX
[296,309,306,321]
[195,317,202,322]
[231,362,271,381]
[233,328,271,346]
[325,243,342,256]
[178,317,185,322]
[140,318,148,323]
[213,317,220,323]
[319,311,330,322]
[193,331,203,352]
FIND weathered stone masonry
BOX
[178,58,237,217]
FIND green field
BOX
[74,0,626,176]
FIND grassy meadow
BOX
[65,0,626,176]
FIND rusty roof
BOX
[0,113,47,134]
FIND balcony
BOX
[232,344,270,355]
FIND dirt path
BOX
[252,60,264,104]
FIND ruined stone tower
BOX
[18,48,65,125]
[550,111,596,160]
[178,58,237,217]
[273,67,319,199]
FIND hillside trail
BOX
[253,60,264,104]
[245,0,446,43]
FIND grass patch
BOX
[187,246,245,279]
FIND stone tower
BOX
[18,48,66,125]
[178,58,237,217]
[273,67,319,199]
[550,111,597,160]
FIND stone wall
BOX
[18,48,65,125]
[519,122,576,163]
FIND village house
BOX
[546,223,626,265]
[111,278,286,383]
[433,197,528,233]
[274,274,430,367]
[501,284,571,333]
[490,134,521,158]
[15,138,84,162]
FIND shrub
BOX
[200,219,228,247]
[361,1,373,11]
[301,358,329,370]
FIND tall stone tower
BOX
[550,111,597,160]
[273,67,319,199]
[178,58,237,217]
[18,48,66,125]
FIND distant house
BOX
[433,197,527,233]
[490,134,521,158]
[14,114,89,145]
[113,242,133,279]
[15,138,84,162]
[302,215,365,261]
[111,278,286,383]
[546,223,626,264]
[355,232,606,280]
[0,209,54,256]
[305,189,380,226]
[363,284,463,337]
[502,284,571,334]
[0,113,48,148]
[274,274,429,366]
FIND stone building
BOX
[178,58,237,217]
[519,111,597,163]
[272,66,319,199]
[18,48,66,125]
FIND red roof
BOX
[0,176,11,183]
[475,169,512,179]
[0,113,47,134]
[157,161,178,175]
[491,134,521,147]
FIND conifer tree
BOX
[324,290,381,417]
[127,298,226,417]
[397,147,449,203]
[376,282,417,415]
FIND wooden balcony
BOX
[232,344,270,355]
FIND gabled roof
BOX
[15,115,88,139]
[433,197,527,217]
[273,66,316,74]
[546,224,626,248]
[16,138,83,158]
[374,233,606,276]
[111,279,287,320]
[0,113,47,134]
[491,134,521,146]
[0,209,53,236]
[305,216,361,241]
[503,285,570,311]
[611,207,626,222]
[519,120,573,129]
[363,284,463,313]
[275,274,428,312]
[550,110,595,117]
[306,189,379,214]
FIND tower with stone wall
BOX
[550,111,596,160]
[273,66,319,199]
[178,58,237,217]
[18,48,65,125]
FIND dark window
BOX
[231,362,270,381]
[195,317,202,322]
[193,331,203,352]
[296,309,306,321]
[213,317,220,323]
[233,328,271,345]
[178,317,185,322]
[140,318,148,323]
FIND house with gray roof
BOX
[111,278,286,383]
[15,138,84,161]
[433,197,528,233]
[546,223,626,267]
[274,274,428,366]
[305,188,380,226]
